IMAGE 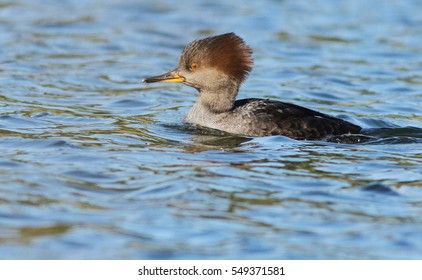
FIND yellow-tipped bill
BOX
[143,68,185,83]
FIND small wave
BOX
[362,126,422,144]
[323,126,422,144]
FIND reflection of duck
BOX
[144,33,361,140]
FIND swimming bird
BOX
[143,32,361,140]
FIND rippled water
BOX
[1,0,422,259]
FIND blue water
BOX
[1,0,422,259]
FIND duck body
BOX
[185,98,361,139]
[144,32,362,140]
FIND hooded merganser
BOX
[143,32,361,140]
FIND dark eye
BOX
[190,63,199,71]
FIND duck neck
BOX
[197,80,240,114]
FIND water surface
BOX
[1,0,422,259]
